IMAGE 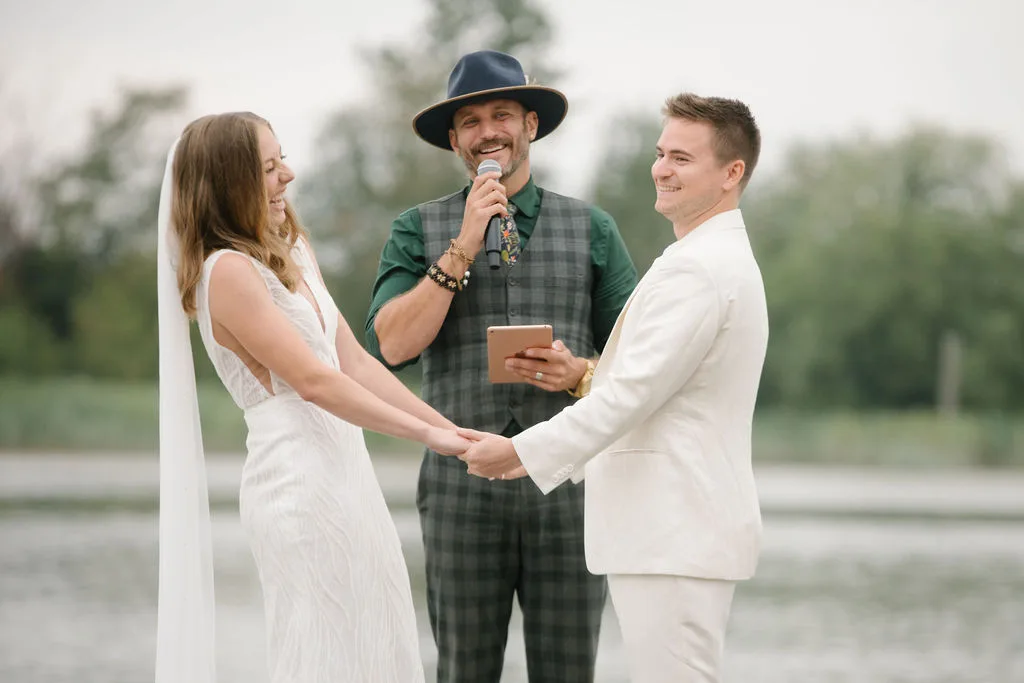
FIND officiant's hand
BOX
[504,340,587,393]
[456,428,526,480]
[426,427,472,456]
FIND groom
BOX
[459,92,769,683]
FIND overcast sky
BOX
[1,0,1020,196]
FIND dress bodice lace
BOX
[195,240,339,409]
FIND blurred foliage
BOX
[0,84,186,376]
[593,115,1024,411]
[0,0,1022,442]
[748,129,1024,410]
[590,113,667,275]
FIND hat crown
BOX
[447,50,528,100]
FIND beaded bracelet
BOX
[427,262,471,292]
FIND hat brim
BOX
[412,86,568,151]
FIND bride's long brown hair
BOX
[171,112,307,317]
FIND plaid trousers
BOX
[417,446,607,683]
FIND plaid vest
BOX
[419,188,595,432]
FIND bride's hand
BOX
[426,427,472,456]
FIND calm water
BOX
[1,461,1023,682]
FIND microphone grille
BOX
[477,159,501,175]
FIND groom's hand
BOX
[456,429,524,480]
[500,465,529,480]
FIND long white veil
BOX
[155,138,217,683]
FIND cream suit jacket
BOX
[513,209,769,580]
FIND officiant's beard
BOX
[458,126,531,182]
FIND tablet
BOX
[486,324,553,384]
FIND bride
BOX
[155,111,464,682]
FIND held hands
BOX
[425,426,473,456]
[458,170,507,254]
[505,340,586,393]
[456,428,528,480]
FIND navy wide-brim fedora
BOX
[413,50,568,151]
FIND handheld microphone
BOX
[477,159,503,270]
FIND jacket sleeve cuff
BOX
[512,428,578,495]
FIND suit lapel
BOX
[594,207,746,382]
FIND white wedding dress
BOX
[194,241,425,683]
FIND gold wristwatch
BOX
[567,359,596,398]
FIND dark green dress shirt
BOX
[365,177,638,369]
